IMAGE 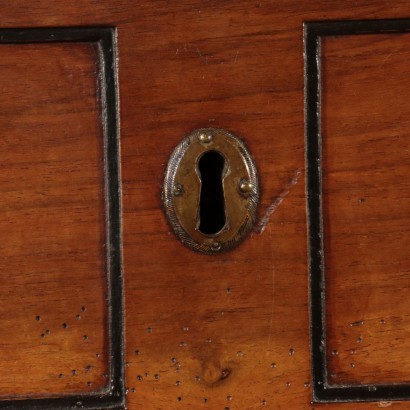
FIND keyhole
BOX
[197,150,226,235]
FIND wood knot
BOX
[202,361,231,385]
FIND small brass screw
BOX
[173,183,184,196]
[239,179,253,196]
[211,242,221,251]
[198,133,213,144]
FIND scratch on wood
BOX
[196,48,208,64]
[267,223,275,346]
[379,51,394,69]
[349,320,365,327]
[253,168,302,234]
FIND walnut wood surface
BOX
[0,1,410,409]
[323,33,410,386]
[0,43,109,396]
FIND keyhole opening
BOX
[197,150,226,235]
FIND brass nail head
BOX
[198,133,213,144]
[173,183,184,196]
[239,179,253,196]
[211,242,221,251]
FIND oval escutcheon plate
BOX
[162,128,259,254]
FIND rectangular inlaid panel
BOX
[306,20,410,402]
[0,29,123,409]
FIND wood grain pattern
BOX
[322,33,410,386]
[0,42,109,396]
[0,1,409,409]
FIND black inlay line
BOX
[0,28,124,409]
[305,18,410,403]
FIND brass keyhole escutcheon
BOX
[163,128,259,254]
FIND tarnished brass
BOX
[163,128,259,254]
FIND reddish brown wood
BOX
[0,1,409,409]
[0,43,109,396]
[322,33,410,386]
